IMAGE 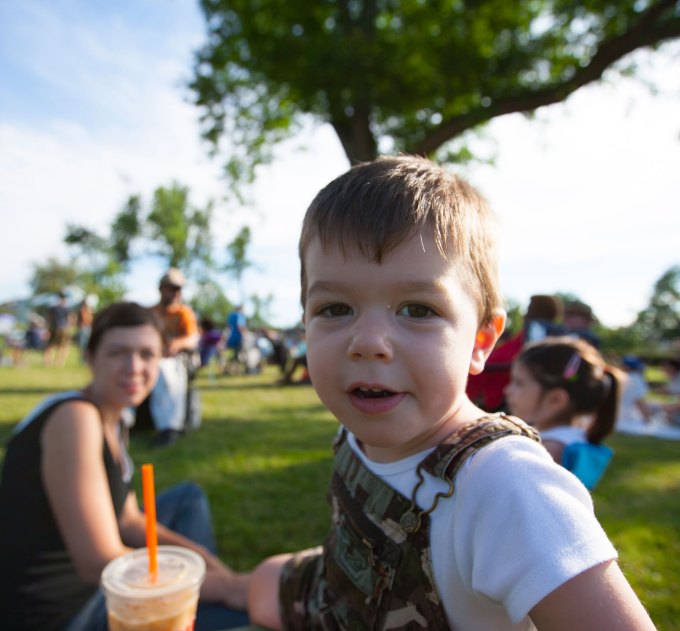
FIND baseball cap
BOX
[622,354,644,371]
[159,268,186,288]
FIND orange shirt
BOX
[152,303,198,340]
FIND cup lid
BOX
[101,546,206,599]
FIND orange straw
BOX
[141,464,158,579]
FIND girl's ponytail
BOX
[586,367,623,444]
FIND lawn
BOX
[1,355,679,629]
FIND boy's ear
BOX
[469,310,506,376]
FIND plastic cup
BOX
[101,546,206,631]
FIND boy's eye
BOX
[398,303,435,318]
[320,304,352,317]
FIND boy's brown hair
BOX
[299,155,503,325]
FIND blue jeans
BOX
[64,482,250,631]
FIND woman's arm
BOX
[118,489,251,610]
[41,401,132,584]
[530,560,656,631]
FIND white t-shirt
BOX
[346,432,617,630]
[540,425,587,446]
[618,372,649,425]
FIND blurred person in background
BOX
[617,355,652,431]
[225,305,247,361]
[467,295,567,412]
[660,359,680,426]
[0,302,249,631]
[265,329,289,374]
[76,299,93,363]
[132,269,201,447]
[277,331,310,385]
[43,292,75,368]
[522,294,568,343]
[199,318,223,368]
[564,300,601,349]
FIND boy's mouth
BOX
[352,386,396,399]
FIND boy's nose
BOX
[347,315,394,362]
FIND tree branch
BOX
[410,0,680,156]
[338,0,353,30]
[361,0,378,36]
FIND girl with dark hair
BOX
[504,337,623,490]
[0,303,249,631]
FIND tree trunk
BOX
[332,103,378,164]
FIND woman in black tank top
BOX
[0,303,250,631]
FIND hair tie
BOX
[562,353,581,382]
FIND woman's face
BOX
[88,324,163,409]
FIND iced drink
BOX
[101,546,206,631]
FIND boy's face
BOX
[303,233,494,463]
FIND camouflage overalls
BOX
[279,415,540,631]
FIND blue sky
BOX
[1,0,679,327]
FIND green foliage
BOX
[147,183,214,273]
[249,292,274,329]
[598,324,647,357]
[223,226,254,302]
[191,0,680,189]
[110,195,143,264]
[189,279,235,324]
[29,258,81,295]
[32,185,215,306]
[633,266,680,342]
[596,265,680,356]
[52,194,147,306]
[503,297,523,337]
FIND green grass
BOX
[1,357,679,628]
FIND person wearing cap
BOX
[132,269,201,447]
[152,268,200,357]
[564,300,601,349]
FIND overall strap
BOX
[332,428,413,531]
[421,414,540,481]
[399,414,540,534]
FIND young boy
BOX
[246,157,655,631]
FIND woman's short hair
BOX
[87,302,164,356]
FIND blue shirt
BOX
[227,311,246,346]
